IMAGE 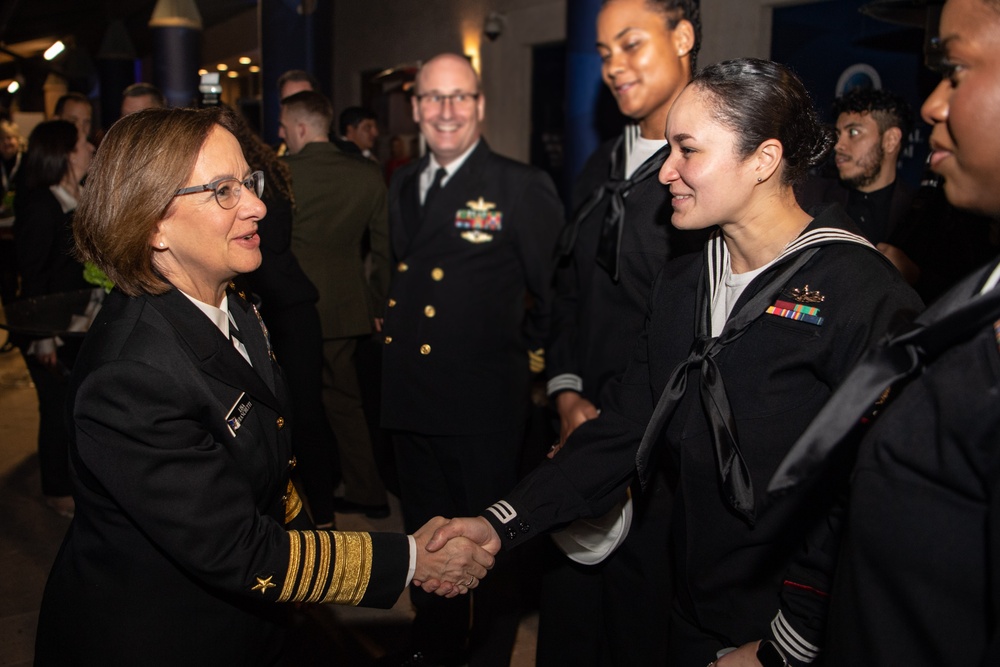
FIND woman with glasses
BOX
[34,107,494,665]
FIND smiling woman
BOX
[33,107,495,665]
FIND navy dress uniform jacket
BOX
[824,259,1000,666]
[35,286,410,666]
[381,140,563,435]
[547,134,708,401]
[482,206,924,662]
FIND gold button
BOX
[431,267,444,281]
[384,336,393,344]
[424,305,436,318]
[388,299,397,307]
[276,416,285,429]
[420,344,431,355]
[398,262,409,272]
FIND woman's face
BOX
[67,131,94,182]
[922,0,1000,217]
[596,0,690,123]
[153,125,265,303]
[658,86,756,230]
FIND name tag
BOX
[225,392,254,437]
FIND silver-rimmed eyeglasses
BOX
[174,170,264,210]
[415,92,480,108]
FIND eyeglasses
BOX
[174,170,264,210]
[415,92,480,108]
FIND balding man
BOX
[279,90,392,521]
[380,53,563,667]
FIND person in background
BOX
[384,135,412,185]
[280,91,392,520]
[0,119,24,323]
[277,69,361,157]
[225,106,341,530]
[13,120,95,518]
[382,53,563,667]
[121,82,166,115]
[426,58,922,667]
[797,87,920,282]
[339,106,380,162]
[541,1,707,663]
[33,106,493,665]
[52,92,93,140]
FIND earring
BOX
[757,177,762,182]
[158,242,165,248]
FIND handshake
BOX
[410,516,503,597]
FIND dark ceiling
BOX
[0,0,255,63]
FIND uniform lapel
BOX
[398,156,428,256]
[228,291,276,394]
[149,288,282,413]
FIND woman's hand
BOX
[411,516,496,597]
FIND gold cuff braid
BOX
[279,530,373,605]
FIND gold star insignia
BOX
[465,197,496,212]
[251,575,277,594]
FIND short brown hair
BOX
[280,90,333,134]
[75,107,238,297]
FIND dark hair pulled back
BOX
[692,58,833,185]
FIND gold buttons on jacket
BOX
[420,344,431,355]
[398,262,409,272]
[276,417,285,429]
[388,299,397,307]
[431,267,444,281]
[384,336,393,344]
[424,305,436,318]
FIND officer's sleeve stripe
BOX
[294,531,317,602]
[323,531,373,605]
[307,531,333,603]
[278,530,301,602]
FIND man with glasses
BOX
[278,90,392,521]
[380,53,563,667]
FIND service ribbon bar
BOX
[765,299,824,326]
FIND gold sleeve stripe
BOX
[323,531,373,606]
[278,530,301,602]
[284,481,303,524]
[294,531,317,602]
[306,531,333,603]
[280,530,374,605]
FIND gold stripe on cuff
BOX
[323,532,374,606]
[294,531,317,602]
[307,531,333,603]
[278,530,301,602]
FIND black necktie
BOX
[556,139,669,283]
[769,258,1000,495]
[422,167,447,219]
[634,246,822,525]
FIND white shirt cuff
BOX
[405,534,416,587]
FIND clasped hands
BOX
[411,516,502,597]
